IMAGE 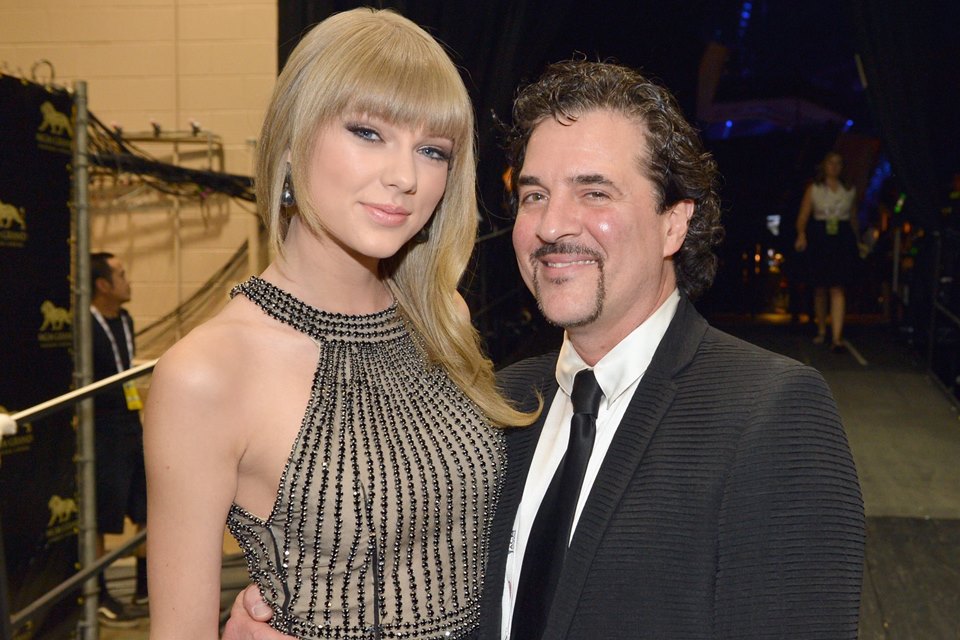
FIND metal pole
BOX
[72,79,99,640]
[11,530,146,633]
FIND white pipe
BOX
[3,360,158,426]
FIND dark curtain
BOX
[850,1,960,343]
[850,0,960,228]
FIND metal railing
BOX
[1,361,156,428]
[1,359,157,640]
[927,228,960,407]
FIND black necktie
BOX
[511,369,603,640]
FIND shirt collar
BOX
[556,290,680,409]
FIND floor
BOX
[84,319,960,638]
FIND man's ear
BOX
[663,199,694,257]
[94,276,110,294]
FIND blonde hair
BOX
[256,8,536,427]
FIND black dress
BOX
[226,277,504,640]
[805,182,858,287]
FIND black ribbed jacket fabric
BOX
[481,298,864,639]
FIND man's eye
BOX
[520,192,545,204]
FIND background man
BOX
[90,252,148,626]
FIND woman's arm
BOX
[794,184,814,252]
[144,338,244,639]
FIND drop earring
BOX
[280,163,295,208]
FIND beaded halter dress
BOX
[227,277,505,639]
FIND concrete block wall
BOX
[0,0,277,357]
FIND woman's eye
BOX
[347,124,381,141]
[421,146,451,162]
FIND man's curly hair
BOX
[506,59,724,300]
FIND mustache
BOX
[530,243,603,264]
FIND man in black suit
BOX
[481,60,863,639]
[225,60,864,639]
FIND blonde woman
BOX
[144,9,534,639]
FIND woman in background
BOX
[795,150,860,353]
[145,9,533,639]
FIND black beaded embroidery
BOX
[227,277,505,639]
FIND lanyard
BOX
[91,306,134,373]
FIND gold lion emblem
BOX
[48,495,78,525]
[0,199,25,230]
[38,101,74,137]
[39,300,72,331]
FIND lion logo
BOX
[38,101,73,137]
[48,495,78,525]
[39,300,72,331]
[0,200,25,230]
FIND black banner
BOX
[0,75,79,638]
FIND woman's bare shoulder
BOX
[150,296,276,403]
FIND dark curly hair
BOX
[506,59,724,300]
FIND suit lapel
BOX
[482,355,558,638]
[542,298,709,640]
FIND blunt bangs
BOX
[348,49,471,143]
[292,16,472,158]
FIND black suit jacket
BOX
[481,298,864,639]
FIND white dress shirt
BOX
[500,290,679,639]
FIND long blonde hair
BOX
[256,8,536,427]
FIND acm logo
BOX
[0,197,28,248]
[39,300,71,331]
[37,300,72,349]
[35,100,74,153]
[37,101,73,137]
[0,199,25,229]
[46,494,79,543]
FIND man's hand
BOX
[221,584,292,640]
